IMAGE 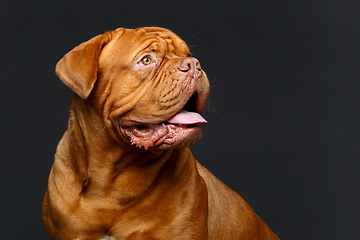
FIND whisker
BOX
[209,77,218,88]
[188,45,198,50]
[206,96,222,117]
[101,125,108,134]
[185,32,200,43]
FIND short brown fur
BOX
[43,27,279,240]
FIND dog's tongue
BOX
[167,110,207,125]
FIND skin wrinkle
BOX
[149,70,163,95]
[132,41,159,63]
[67,105,90,195]
[99,78,115,130]
[154,63,184,110]
[157,62,195,111]
[108,83,150,126]
[159,87,181,106]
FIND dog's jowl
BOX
[42,27,279,240]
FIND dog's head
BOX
[56,27,210,151]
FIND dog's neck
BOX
[54,94,194,208]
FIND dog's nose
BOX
[178,57,202,78]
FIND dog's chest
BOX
[100,237,115,240]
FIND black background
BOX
[2,0,360,239]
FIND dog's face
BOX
[56,27,209,151]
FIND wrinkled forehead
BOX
[138,27,189,52]
[101,27,190,64]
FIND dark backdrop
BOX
[2,0,360,239]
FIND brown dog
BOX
[42,27,279,240]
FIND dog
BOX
[42,27,279,240]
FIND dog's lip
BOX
[118,112,205,149]
[119,121,202,150]
[117,90,207,150]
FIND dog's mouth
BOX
[119,92,207,150]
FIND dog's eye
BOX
[141,56,152,65]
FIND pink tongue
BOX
[167,110,207,124]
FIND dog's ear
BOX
[55,32,114,99]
